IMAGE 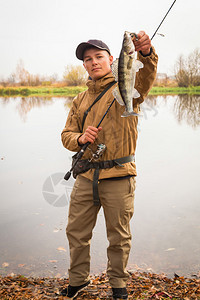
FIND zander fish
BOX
[111,31,144,117]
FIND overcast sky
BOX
[0,0,199,79]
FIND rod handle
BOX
[64,171,71,181]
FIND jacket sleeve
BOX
[133,46,158,106]
[61,96,83,152]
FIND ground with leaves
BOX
[0,272,200,299]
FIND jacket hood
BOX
[86,71,116,94]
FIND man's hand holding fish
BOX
[132,30,152,55]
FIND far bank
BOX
[0,85,200,97]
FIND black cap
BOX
[76,39,111,60]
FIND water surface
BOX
[0,95,199,278]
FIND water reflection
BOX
[63,97,74,110]
[17,97,52,122]
[0,96,74,122]
[1,95,200,128]
[174,94,200,128]
[146,94,168,104]
[145,94,200,128]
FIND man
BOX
[61,31,158,299]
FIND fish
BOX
[111,31,144,117]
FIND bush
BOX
[63,65,87,86]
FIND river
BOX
[0,95,199,278]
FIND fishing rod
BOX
[151,0,177,40]
[64,1,177,181]
[64,97,116,180]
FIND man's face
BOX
[83,48,113,80]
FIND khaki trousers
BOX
[66,175,136,288]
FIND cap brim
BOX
[76,42,93,60]
[76,42,111,60]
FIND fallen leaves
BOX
[0,271,200,299]
[56,246,66,252]
[18,264,25,268]
[165,248,176,252]
[126,272,200,299]
[2,262,9,268]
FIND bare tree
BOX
[174,49,200,87]
[174,55,189,87]
[15,59,30,86]
[0,76,7,87]
[7,73,16,85]
[187,49,200,86]
[49,73,58,83]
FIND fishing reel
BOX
[89,143,107,161]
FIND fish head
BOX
[122,31,135,57]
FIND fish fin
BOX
[111,59,119,81]
[112,86,125,106]
[121,110,140,117]
[132,88,140,99]
[135,60,144,72]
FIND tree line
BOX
[0,49,199,87]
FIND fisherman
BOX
[61,31,158,299]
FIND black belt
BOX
[91,155,135,206]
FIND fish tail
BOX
[121,110,140,117]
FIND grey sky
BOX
[0,0,199,79]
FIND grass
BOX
[0,86,87,97]
[150,85,200,95]
[0,85,200,97]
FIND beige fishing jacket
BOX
[61,47,158,181]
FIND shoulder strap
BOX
[81,80,116,132]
